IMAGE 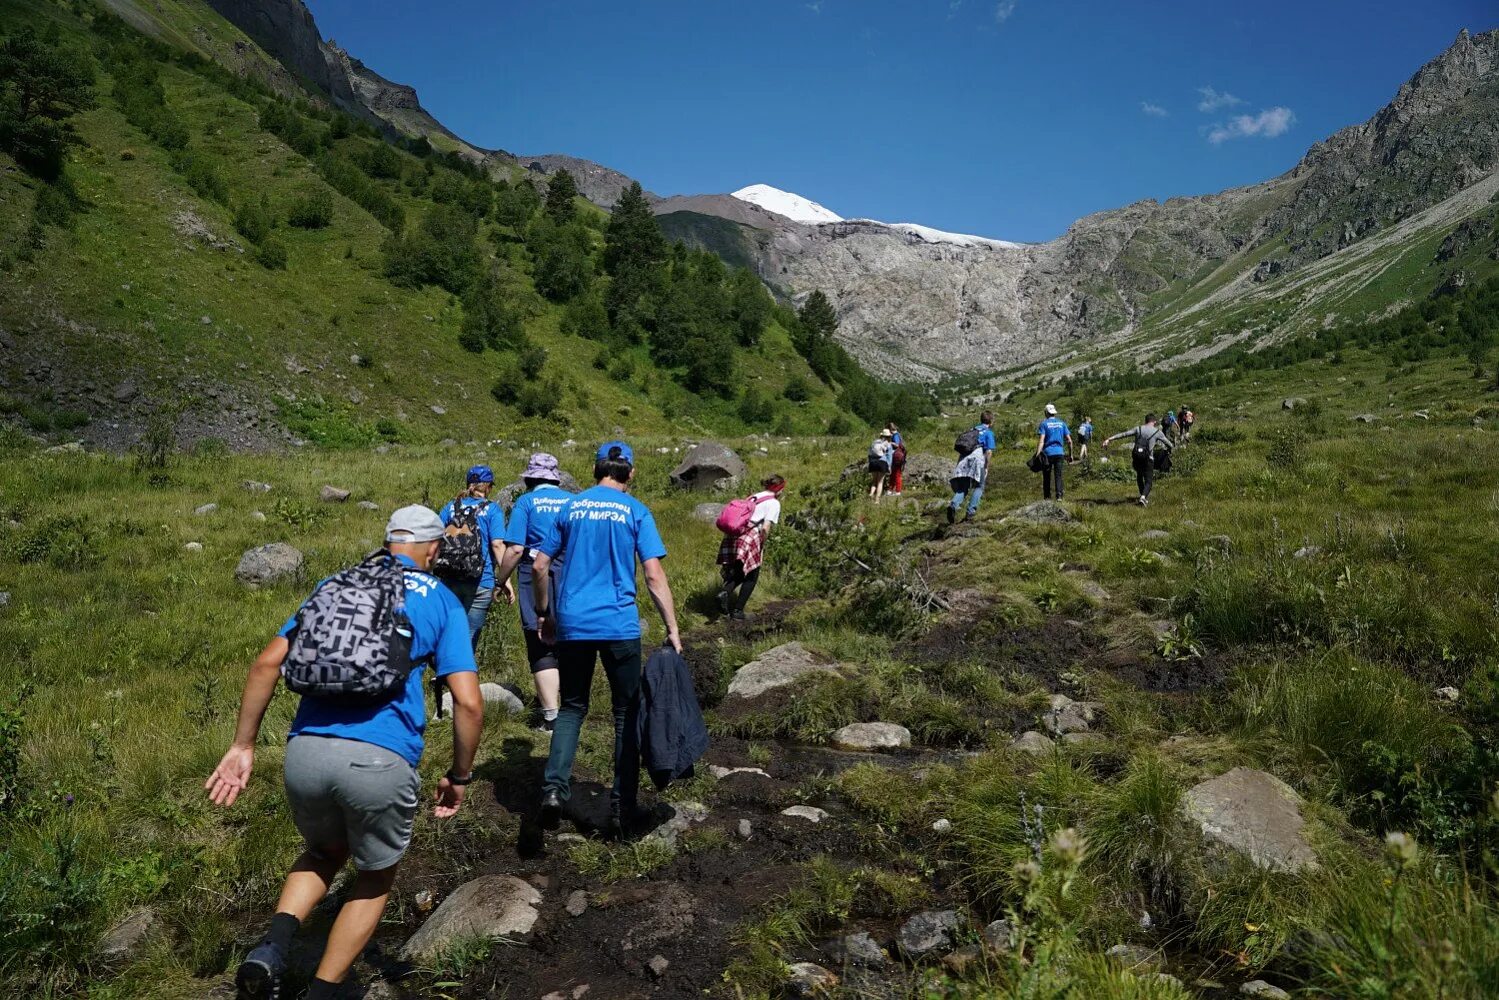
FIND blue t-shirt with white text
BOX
[438,496,505,589]
[536,485,668,641]
[1079,421,1094,440]
[1038,417,1071,456]
[503,484,570,552]
[282,554,478,767]
[976,426,996,451]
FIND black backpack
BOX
[431,497,489,582]
[1132,429,1152,465]
[281,550,425,705]
[955,427,982,456]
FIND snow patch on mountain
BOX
[863,221,1027,251]
[731,184,843,224]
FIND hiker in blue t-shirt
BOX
[1162,408,1178,443]
[948,411,997,523]
[436,465,513,644]
[531,441,682,839]
[1034,404,1074,501]
[494,452,572,731]
[1078,416,1095,462]
[206,506,482,1000]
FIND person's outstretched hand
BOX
[433,776,466,819]
[205,744,253,807]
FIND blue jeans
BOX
[543,639,643,813]
[466,586,494,644]
[950,478,985,514]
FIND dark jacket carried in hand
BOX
[636,647,709,790]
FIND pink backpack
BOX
[715,495,758,535]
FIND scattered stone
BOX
[1182,767,1318,873]
[1435,686,1460,702]
[1078,579,1111,603]
[737,819,753,840]
[199,315,212,325]
[709,765,771,780]
[692,502,726,524]
[1140,529,1169,540]
[1010,730,1056,756]
[1105,943,1160,970]
[1006,500,1073,524]
[932,818,953,834]
[183,541,203,552]
[1061,732,1099,746]
[44,441,85,455]
[829,931,886,968]
[430,405,446,416]
[399,875,542,961]
[1293,545,1321,559]
[112,381,139,402]
[785,961,838,997]
[96,906,160,963]
[942,944,984,977]
[1042,694,1098,735]
[319,485,351,503]
[1352,413,1377,424]
[727,642,841,699]
[357,500,380,511]
[194,502,218,516]
[541,986,591,1000]
[669,442,748,491]
[981,919,1015,954]
[1205,534,1233,554]
[898,909,962,960]
[440,683,525,717]
[566,890,589,917]
[556,832,585,844]
[1240,980,1292,999]
[413,889,437,913]
[648,955,670,978]
[1144,973,1184,989]
[0,593,9,608]
[644,801,709,847]
[234,543,305,588]
[832,722,912,750]
[1281,398,1307,411]
[1413,409,1430,420]
[782,805,829,823]
[242,480,273,493]
[250,511,266,522]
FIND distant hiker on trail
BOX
[435,465,514,644]
[1102,414,1174,507]
[206,505,481,1000]
[1078,415,1094,462]
[947,411,996,524]
[1179,405,1195,444]
[867,429,894,502]
[1035,404,1074,501]
[532,441,683,840]
[886,421,907,496]
[494,453,570,732]
[1162,407,1179,443]
[716,474,786,622]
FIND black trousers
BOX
[1042,455,1065,499]
[545,639,643,812]
[1134,455,1155,498]
[726,566,760,612]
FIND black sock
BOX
[306,977,342,999]
[265,911,299,952]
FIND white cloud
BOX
[1207,106,1296,143]
[948,0,963,17]
[993,1,1017,24]
[1196,86,1245,112]
[805,1,823,12]
[1140,101,1169,118]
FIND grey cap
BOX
[385,504,445,543]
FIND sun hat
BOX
[879,429,893,438]
[466,464,495,484]
[523,452,562,483]
[386,504,445,543]
[1044,403,1058,416]
[595,440,634,465]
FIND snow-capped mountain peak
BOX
[731,184,843,224]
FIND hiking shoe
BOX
[730,610,754,623]
[235,941,286,1000]
[1139,496,1149,507]
[945,505,956,524]
[539,789,563,830]
[962,512,974,523]
[716,589,731,615]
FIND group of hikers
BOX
[207,440,786,1000]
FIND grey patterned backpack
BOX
[281,550,424,704]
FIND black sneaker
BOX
[730,610,754,623]
[716,589,731,615]
[235,941,285,1000]
[539,789,563,830]
[962,511,974,523]
[945,505,956,524]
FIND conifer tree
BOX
[543,167,578,224]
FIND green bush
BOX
[285,187,334,229]
[169,148,228,204]
[234,195,274,244]
[254,237,287,270]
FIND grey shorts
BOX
[283,735,420,871]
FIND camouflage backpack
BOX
[431,497,489,582]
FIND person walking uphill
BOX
[1035,404,1074,501]
[948,411,996,523]
[867,429,894,503]
[435,466,513,644]
[206,506,482,1000]
[886,422,907,496]
[532,441,683,839]
[1078,415,1095,462]
[717,474,785,621]
[1103,414,1174,507]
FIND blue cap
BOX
[595,440,634,465]
[466,465,495,484]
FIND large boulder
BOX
[399,875,542,961]
[727,642,841,699]
[832,722,912,750]
[900,452,953,487]
[670,442,747,491]
[493,471,582,511]
[1182,768,1318,873]
[692,502,725,524]
[234,543,304,588]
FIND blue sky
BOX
[305,0,1490,243]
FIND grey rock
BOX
[399,875,542,960]
[250,511,267,522]
[1205,534,1233,554]
[644,800,708,847]
[727,642,841,699]
[319,485,351,502]
[1010,730,1056,756]
[692,502,726,524]
[1240,981,1292,999]
[897,909,962,960]
[1281,397,1307,410]
[96,906,160,963]
[785,961,838,997]
[1006,500,1073,524]
[1042,694,1099,735]
[430,405,446,416]
[1293,545,1321,559]
[737,818,753,840]
[709,765,771,780]
[1182,767,1318,873]
[1105,943,1160,970]
[1352,413,1378,423]
[183,541,204,552]
[1435,685,1460,702]
[931,817,953,834]
[982,919,1015,954]
[242,480,273,493]
[648,955,670,978]
[540,988,591,1000]
[44,441,85,455]
[194,503,218,516]
[0,592,9,608]
[829,930,886,968]
[441,683,525,716]
[669,442,747,491]
[832,722,911,750]
[781,805,829,823]
[357,500,380,511]
[566,890,589,917]
[112,381,138,402]
[234,543,304,588]
[1078,579,1111,603]
[1140,529,1169,540]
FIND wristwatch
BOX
[445,770,474,786]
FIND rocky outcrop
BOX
[727,642,841,699]
[1182,768,1319,873]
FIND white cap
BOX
[385,504,445,543]
[1045,403,1057,416]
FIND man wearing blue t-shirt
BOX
[948,411,997,523]
[1035,404,1074,501]
[1078,416,1094,462]
[206,506,482,1000]
[530,441,682,838]
[437,465,512,644]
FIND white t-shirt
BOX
[751,491,782,526]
